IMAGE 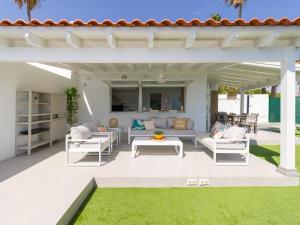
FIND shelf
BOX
[17,113,51,117]
[52,118,66,121]
[17,140,50,150]
[18,101,51,105]
[17,120,51,125]
[18,130,50,137]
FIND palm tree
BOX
[224,0,246,18]
[14,0,40,21]
[211,13,222,22]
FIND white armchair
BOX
[65,132,112,167]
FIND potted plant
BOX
[65,87,80,127]
[153,131,164,140]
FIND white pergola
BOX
[0,20,300,176]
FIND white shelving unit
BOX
[16,90,66,155]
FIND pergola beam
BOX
[65,32,82,48]
[180,63,196,71]
[0,47,289,63]
[24,31,48,48]
[221,67,280,76]
[126,63,135,71]
[0,36,12,47]
[257,32,279,48]
[221,33,239,48]
[185,32,197,49]
[148,32,154,49]
[106,33,117,48]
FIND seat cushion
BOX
[69,136,110,150]
[216,142,246,150]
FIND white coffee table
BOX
[131,137,183,158]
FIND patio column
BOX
[278,48,299,176]
[240,90,245,114]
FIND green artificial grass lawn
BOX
[72,145,300,225]
[250,145,300,171]
[296,129,300,137]
[73,187,300,225]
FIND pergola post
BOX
[240,90,245,114]
[277,48,299,176]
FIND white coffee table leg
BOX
[179,144,183,158]
[132,144,136,158]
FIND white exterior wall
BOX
[218,94,269,123]
[78,73,208,133]
[0,63,78,161]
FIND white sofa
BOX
[195,133,250,166]
[128,117,197,144]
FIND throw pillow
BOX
[223,126,247,139]
[174,118,187,130]
[132,119,145,130]
[98,127,107,132]
[143,120,155,130]
[70,125,91,140]
[151,117,168,129]
[210,122,227,139]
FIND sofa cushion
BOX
[132,119,145,130]
[187,118,194,130]
[216,142,246,150]
[174,118,187,130]
[223,126,247,139]
[167,117,175,128]
[143,120,155,130]
[151,117,168,129]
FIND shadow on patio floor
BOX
[0,141,63,183]
[250,145,280,167]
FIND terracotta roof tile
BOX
[0,18,300,27]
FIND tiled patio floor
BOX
[0,132,299,225]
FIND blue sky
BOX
[0,0,299,21]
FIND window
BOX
[111,87,139,112]
[108,80,188,113]
[142,87,185,112]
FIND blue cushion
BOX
[132,119,145,130]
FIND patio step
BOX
[94,176,299,187]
